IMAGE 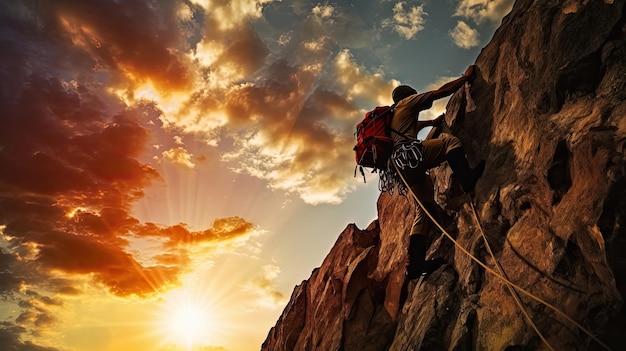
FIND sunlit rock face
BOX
[263,1,626,350]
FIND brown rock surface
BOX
[263,1,626,350]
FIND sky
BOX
[0,1,513,350]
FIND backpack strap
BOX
[389,127,415,141]
[386,104,418,142]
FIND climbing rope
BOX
[467,198,612,350]
[391,162,612,351]
[468,198,554,351]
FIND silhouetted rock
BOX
[263,1,626,350]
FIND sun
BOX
[159,289,218,350]
[170,303,210,346]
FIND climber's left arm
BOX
[430,65,476,101]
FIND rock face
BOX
[262,1,626,350]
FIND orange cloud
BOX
[135,217,255,247]
[211,26,270,80]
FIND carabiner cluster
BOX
[378,166,408,196]
[391,140,423,170]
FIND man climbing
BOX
[390,64,485,281]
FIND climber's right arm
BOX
[416,114,444,130]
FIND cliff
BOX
[262,1,626,350]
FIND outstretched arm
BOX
[416,113,444,130]
[430,65,476,100]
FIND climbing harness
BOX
[391,162,612,351]
[378,166,406,196]
[378,140,422,196]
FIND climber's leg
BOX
[420,133,462,164]
[405,179,445,280]
[420,133,484,193]
[406,234,426,280]
[446,147,485,193]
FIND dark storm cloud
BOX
[0,322,60,351]
[43,0,192,90]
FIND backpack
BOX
[353,105,401,180]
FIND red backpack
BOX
[354,105,406,180]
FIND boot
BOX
[406,235,446,281]
[446,147,485,193]
[406,234,427,280]
[422,257,446,277]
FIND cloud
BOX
[47,0,193,91]
[134,217,255,248]
[449,21,480,49]
[243,264,287,309]
[312,4,335,20]
[161,147,196,168]
[0,9,398,344]
[382,2,428,40]
[190,0,279,30]
[219,50,396,204]
[176,4,398,204]
[0,322,60,351]
[40,0,398,206]
[0,1,262,346]
[454,0,515,24]
[209,25,271,82]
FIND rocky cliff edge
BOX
[263,1,626,350]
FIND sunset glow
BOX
[0,0,511,350]
[160,289,219,350]
[134,84,190,116]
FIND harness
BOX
[378,139,423,196]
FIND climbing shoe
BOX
[422,257,446,277]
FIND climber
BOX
[390,64,485,281]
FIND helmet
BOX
[392,85,417,103]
